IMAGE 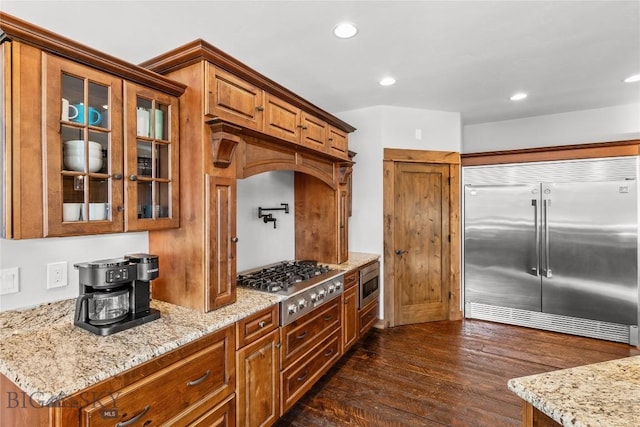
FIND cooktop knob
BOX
[287,304,298,314]
[335,280,342,290]
[298,298,308,309]
[318,289,326,299]
[310,292,318,302]
[328,284,335,293]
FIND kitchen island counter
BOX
[0,288,284,406]
[508,355,640,427]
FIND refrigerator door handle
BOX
[531,199,540,276]
[543,199,552,278]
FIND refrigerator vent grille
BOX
[466,302,630,344]
[464,157,638,185]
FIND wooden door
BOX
[236,329,280,427]
[392,162,450,325]
[205,64,264,131]
[342,285,359,352]
[300,112,327,152]
[206,175,238,311]
[264,93,301,144]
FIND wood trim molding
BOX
[338,161,354,185]
[140,39,356,133]
[0,12,186,96]
[384,148,461,164]
[461,139,640,166]
[208,120,243,168]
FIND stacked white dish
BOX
[64,140,103,172]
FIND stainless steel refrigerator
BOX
[464,157,639,345]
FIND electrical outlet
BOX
[0,267,20,295]
[47,262,68,289]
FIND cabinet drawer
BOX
[280,297,341,368]
[236,304,279,349]
[82,327,234,427]
[359,299,378,336]
[187,394,235,427]
[281,330,341,413]
[343,270,358,290]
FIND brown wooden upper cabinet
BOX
[204,62,348,160]
[206,65,264,131]
[0,13,185,239]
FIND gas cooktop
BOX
[237,260,335,295]
[237,260,345,325]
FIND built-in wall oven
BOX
[359,261,380,308]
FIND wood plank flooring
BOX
[275,319,640,427]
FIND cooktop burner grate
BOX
[237,260,331,293]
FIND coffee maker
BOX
[74,253,161,336]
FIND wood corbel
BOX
[207,119,244,168]
[338,161,354,185]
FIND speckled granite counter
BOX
[508,356,640,427]
[0,288,285,406]
[327,251,379,271]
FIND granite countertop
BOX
[327,251,380,271]
[0,287,285,406]
[0,252,380,407]
[508,356,640,427]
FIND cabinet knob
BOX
[129,175,138,181]
[258,320,266,328]
[275,342,281,349]
[255,105,264,112]
[113,173,123,180]
[231,237,239,243]
[117,206,125,212]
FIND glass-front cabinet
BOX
[45,55,124,236]
[43,54,179,236]
[124,82,179,231]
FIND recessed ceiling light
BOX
[510,92,528,101]
[379,77,396,86]
[333,22,358,39]
[624,74,640,83]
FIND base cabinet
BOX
[341,281,359,353]
[235,306,280,427]
[187,395,236,427]
[359,299,379,336]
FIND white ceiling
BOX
[2,1,639,124]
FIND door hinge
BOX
[449,291,452,300]
[448,177,451,185]
[447,234,451,242]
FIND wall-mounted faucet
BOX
[258,203,289,229]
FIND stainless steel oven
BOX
[359,261,380,308]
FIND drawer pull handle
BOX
[297,371,308,382]
[258,320,266,328]
[187,370,211,387]
[324,315,333,321]
[296,331,307,340]
[324,348,334,357]
[116,405,150,427]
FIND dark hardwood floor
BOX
[275,319,640,427]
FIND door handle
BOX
[531,199,540,276]
[395,249,408,255]
[543,199,552,278]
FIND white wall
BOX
[236,170,295,272]
[338,105,462,318]
[0,232,149,311]
[463,103,640,153]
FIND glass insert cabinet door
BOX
[44,54,124,236]
[125,82,179,231]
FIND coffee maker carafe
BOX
[74,254,161,336]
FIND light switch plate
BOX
[0,267,20,295]
[47,262,68,289]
